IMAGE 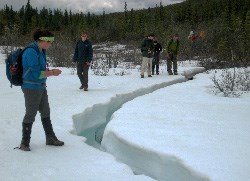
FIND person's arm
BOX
[23,48,41,79]
[39,69,62,78]
[73,41,79,62]
[166,41,170,58]
[88,41,93,63]
[85,41,93,66]
[159,43,162,52]
[149,41,154,52]
[176,40,180,55]
[140,39,147,52]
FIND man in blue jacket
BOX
[73,32,93,91]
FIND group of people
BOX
[18,29,180,151]
[140,33,180,77]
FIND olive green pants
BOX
[167,53,177,73]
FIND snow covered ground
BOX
[0,50,250,181]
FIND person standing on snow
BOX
[152,40,162,75]
[19,29,64,151]
[188,30,198,49]
[73,32,93,91]
[166,34,180,75]
[140,33,154,78]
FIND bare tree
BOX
[48,33,75,68]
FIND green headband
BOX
[39,37,55,42]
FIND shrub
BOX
[211,68,250,97]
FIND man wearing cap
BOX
[140,33,154,78]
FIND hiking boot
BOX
[168,71,173,75]
[148,75,152,77]
[174,72,178,75]
[19,122,33,151]
[141,75,144,78]
[79,85,84,89]
[156,72,159,75]
[42,117,64,146]
[20,140,31,151]
[46,135,64,146]
[84,87,88,91]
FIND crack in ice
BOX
[72,68,207,180]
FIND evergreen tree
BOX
[64,10,69,26]
[0,0,249,68]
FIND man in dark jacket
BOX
[73,32,93,91]
[140,33,154,78]
[152,40,162,75]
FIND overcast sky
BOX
[0,0,184,14]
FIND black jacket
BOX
[154,43,162,54]
[140,38,154,58]
[73,39,93,63]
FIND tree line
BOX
[0,0,249,69]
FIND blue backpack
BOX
[5,46,39,87]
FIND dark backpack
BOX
[5,46,39,87]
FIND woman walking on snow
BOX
[19,29,64,151]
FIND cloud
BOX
[0,0,184,14]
